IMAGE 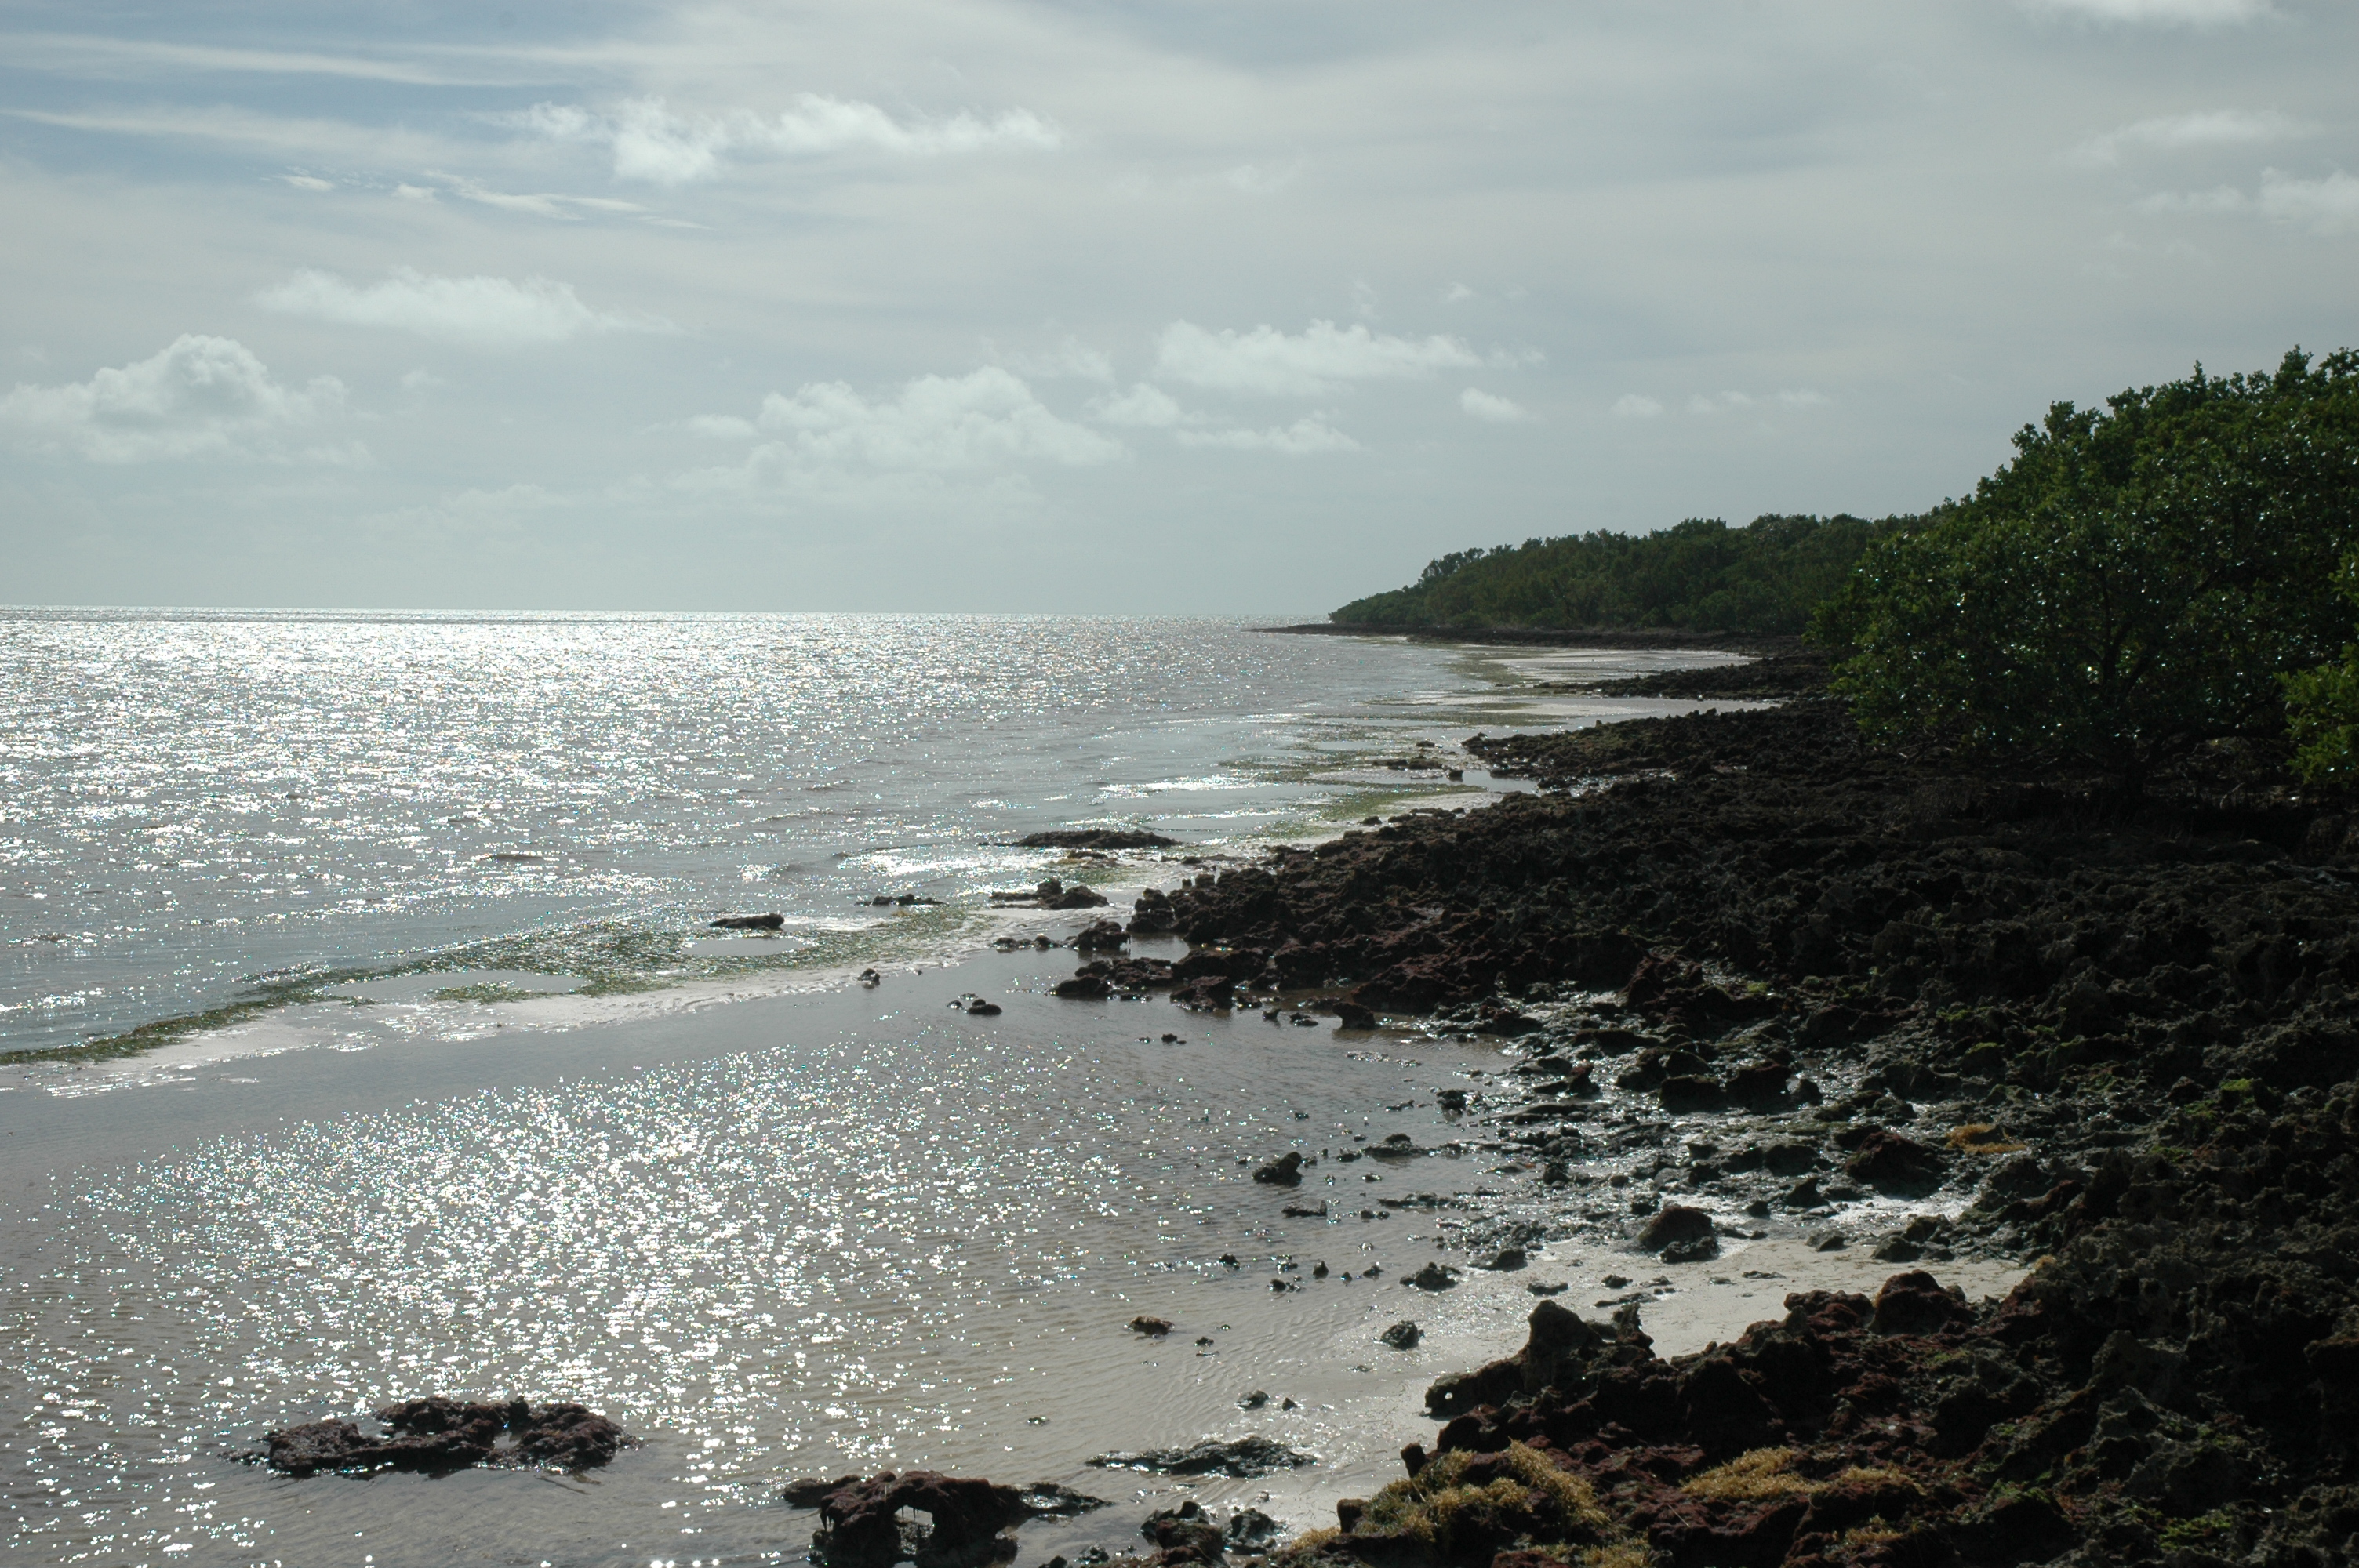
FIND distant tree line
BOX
[1333,347,2359,790]
[1329,513,1892,635]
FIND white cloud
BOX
[1443,283,1477,303]
[398,368,444,392]
[1092,383,1189,428]
[998,337,1115,383]
[1175,418,1360,455]
[1778,388,1829,407]
[736,367,1124,470]
[2071,109,2307,168]
[1459,387,1533,423]
[1612,394,1664,418]
[420,172,646,221]
[0,334,352,463]
[1154,320,1481,397]
[515,96,1062,186]
[258,267,661,347]
[1687,390,1755,414]
[2259,168,2359,233]
[682,414,758,439]
[278,173,334,191]
[2023,0,2273,24]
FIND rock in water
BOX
[1404,1261,1459,1291]
[1074,919,1128,950]
[1086,1437,1315,1478]
[261,1396,636,1476]
[1015,1482,1109,1518]
[1380,1320,1423,1349]
[1252,1152,1304,1185]
[811,1472,1029,1568]
[1129,1316,1174,1336]
[1016,829,1180,849]
[1140,1499,1226,1564]
[710,912,786,931]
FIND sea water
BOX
[0,613,1747,1567]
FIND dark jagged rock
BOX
[1074,920,1129,951]
[1041,881,1110,909]
[710,912,785,930]
[786,1473,867,1507]
[1140,1499,1225,1565]
[1252,1152,1303,1185]
[811,1471,1029,1568]
[1086,1437,1315,1478]
[1842,1128,1944,1192]
[1161,674,2359,1566]
[261,1396,635,1476]
[1129,887,1179,935]
[1129,1316,1173,1336]
[1381,1320,1423,1349]
[1634,1205,1714,1253]
[1331,998,1378,1030]
[1017,829,1180,849]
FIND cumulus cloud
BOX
[2071,109,2307,168]
[258,267,661,347]
[1175,418,1360,455]
[0,334,352,463]
[1612,394,1664,418]
[2259,168,2359,233]
[1460,387,1533,423]
[712,367,1123,470]
[1688,390,1756,415]
[1779,389,1830,407]
[1154,320,1481,397]
[2023,0,2273,24]
[515,96,1061,185]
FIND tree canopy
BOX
[1815,349,2359,785]
[1329,513,1888,635]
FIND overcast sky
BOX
[2,0,2354,612]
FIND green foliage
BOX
[2283,556,2359,782]
[1332,514,1889,634]
[1817,349,2359,783]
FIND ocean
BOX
[0,612,1747,1567]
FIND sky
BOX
[1,0,2354,613]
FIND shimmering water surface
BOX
[0,612,1601,1058]
[0,614,1750,1567]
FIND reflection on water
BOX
[1,614,1574,1056]
[2,971,1526,1566]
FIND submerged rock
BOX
[1017,829,1179,850]
[1086,1437,1315,1478]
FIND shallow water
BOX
[2,953,1551,1567]
[0,619,1763,1567]
[0,613,1725,1059]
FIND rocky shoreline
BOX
[1015,673,2359,1567]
